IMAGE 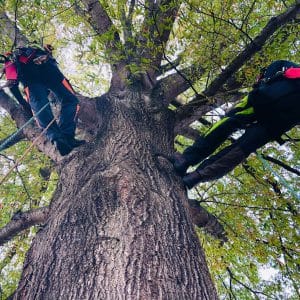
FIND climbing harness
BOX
[256,152,300,200]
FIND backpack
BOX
[248,75,300,138]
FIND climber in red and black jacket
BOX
[1,45,85,156]
[172,60,300,189]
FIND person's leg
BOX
[48,78,85,147]
[173,102,256,175]
[48,79,78,136]
[25,83,61,141]
[25,83,73,156]
[9,85,33,116]
[183,117,244,162]
[182,124,272,188]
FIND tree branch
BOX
[81,0,115,35]
[159,56,182,75]
[0,90,62,162]
[175,126,200,140]
[151,0,181,51]
[176,2,300,124]
[226,267,275,299]
[81,0,121,60]
[0,153,34,205]
[139,0,182,73]
[188,199,227,242]
[242,163,283,197]
[0,11,29,47]
[262,154,300,176]
[157,64,204,102]
[205,3,300,97]
[174,91,243,136]
[0,207,49,246]
[121,0,135,42]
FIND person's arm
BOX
[9,85,33,116]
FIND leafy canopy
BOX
[0,0,299,299]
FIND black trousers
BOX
[193,124,273,182]
[183,98,256,165]
[23,61,79,141]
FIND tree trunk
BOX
[13,89,218,299]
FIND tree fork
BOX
[12,90,218,299]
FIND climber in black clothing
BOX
[172,60,300,189]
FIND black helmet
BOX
[263,60,299,79]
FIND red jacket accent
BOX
[4,61,18,80]
[284,67,300,79]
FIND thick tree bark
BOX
[13,89,218,299]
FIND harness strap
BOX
[62,78,76,94]
[17,48,37,64]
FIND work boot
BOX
[171,152,190,176]
[182,171,203,189]
[64,135,86,148]
[53,137,73,156]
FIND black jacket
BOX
[11,47,63,86]
[249,61,300,138]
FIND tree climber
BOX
[172,60,300,189]
[1,45,85,156]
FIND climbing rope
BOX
[256,152,300,200]
[0,116,56,185]
[0,102,50,152]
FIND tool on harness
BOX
[13,47,37,64]
[4,62,18,80]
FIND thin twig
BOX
[11,0,20,50]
